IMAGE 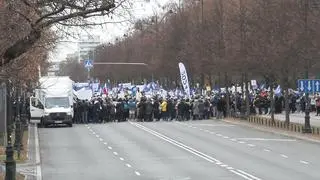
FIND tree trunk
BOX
[284,77,290,125]
[270,82,275,123]
[2,29,41,66]
[245,72,250,117]
[225,72,230,117]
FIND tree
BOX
[58,57,88,82]
[0,0,120,67]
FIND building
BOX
[78,35,101,63]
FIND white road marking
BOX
[192,126,197,128]
[99,138,103,141]
[130,122,261,180]
[280,154,288,158]
[113,152,118,155]
[199,129,204,131]
[120,157,124,161]
[204,130,210,132]
[263,149,271,152]
[235,138,296,142]
[191,124,235,127]
[216,134,222,137]
[188,126,192,128]
[216,162,222,165]
[126,163,132,168]
[300,160,309,165]
[96,135,99,138]
[223,136,229,139]
[108,146,112,150]
[247,144,256,147]
[103,142,108,145]
[210,132,215,134]
[227,166,234,170]
[92,132,96,135]
[236,169,262,180]
[238,141,245,144]
[135,171,141,176]
[231,139,237,141]
[230,170,253,180]
[220,164,228,167]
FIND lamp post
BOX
[14,83,22,159]
[5,80,16,180]
[303,0,312,133]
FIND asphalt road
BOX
[39,120,320,180]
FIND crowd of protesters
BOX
[72,88,320,124]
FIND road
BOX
[38,120,320,180]
[260,112,320,127]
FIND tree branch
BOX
[37,0,122,29]
[35,5,66,25]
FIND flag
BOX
[178,62,191,98]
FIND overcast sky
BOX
[49,0,175,63]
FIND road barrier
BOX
[245,116,320,136]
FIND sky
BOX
[49,0,175,63]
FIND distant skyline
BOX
[49,0,174,63]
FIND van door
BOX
[30,97,44,123]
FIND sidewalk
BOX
[260,112,320,127]
[224,118,320,144]
[17,123,39,180]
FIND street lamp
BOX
[5,80,16,180]
[14,83,23,159]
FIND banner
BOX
[178,62,191,98]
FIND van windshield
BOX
[45,97,69,108]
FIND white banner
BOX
[178,62,191,98]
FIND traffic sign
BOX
[298,79,320,93]
[84,60,93,68]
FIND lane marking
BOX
[204,130,210,133]
[280,154,288,158]
[108,146,112,150]
[92,132,96,135]
[247,144,256,147]
[235,138,296,142]
[227,166,234,170]
[99,138,103,141]
[130,122,262,180]
[263,149,270,152]
[300,160,309,165]
[220,164,228,167]
[230,170,253,180]
[120,157,124,161]
[199,129,204,131]
[210,132,215,134]
[85,124,88,127]
[103,142,108,145]
[135,171,141,176]
[238,141,245,144]
[126,163,132,168]
[113,152,118,156]
[223,136,229,139]
[236,169,262,180]
[189,124,235,127]
[231,139,237,141]
[96,135,100,138]
[216,134,222,137]
[192,127,197,129]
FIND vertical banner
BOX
[178,62,191,98]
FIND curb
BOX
[223,119,320,144]
[34,123,42,180]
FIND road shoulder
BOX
[223,118,320,144]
